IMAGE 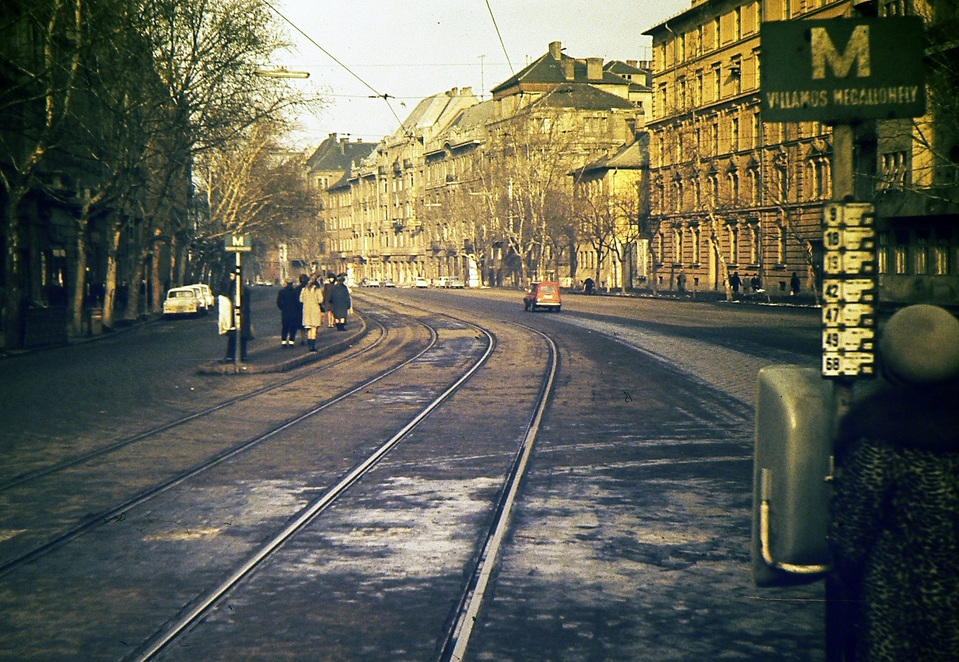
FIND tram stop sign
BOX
[761,17,925,123]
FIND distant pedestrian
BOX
[677,271,687,293]
[790,272,801,296]
[828,305,959,661]
[584,277,595,295]
[729,271,742,295]
[750,274,762,292]
[322,273,336,328]
[300,274,324,351]
[276,280,300,346]
[295,274,308,344]
[328,273,352,331]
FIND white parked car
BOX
[413,277,429,288]
[163,287,201,317]
[187,283,215,311]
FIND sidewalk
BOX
[197,314,368,375]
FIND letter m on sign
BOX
[811,25,870,80]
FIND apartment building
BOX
[644,0,959,304]
[315,42,651,288]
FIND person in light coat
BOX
[299,274,324,351]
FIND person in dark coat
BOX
[276,280,300,347]
[322,273,336,328]
[729,271,742,295]
[221,272,253,362]
[328,274,352,331]
[828,305,959,661]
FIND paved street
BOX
[0,287,826,660]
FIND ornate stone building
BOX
[643,0,959,303]
[313,42,652,288]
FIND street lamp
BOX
[254,67,310,79]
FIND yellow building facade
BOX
[644,0,959,304]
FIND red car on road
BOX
[523,281,562,312]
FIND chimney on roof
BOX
[562,59,575,81]
[461,86,473,95]
[549,41,562,60]
[626,60,637,68]
[449,87,458,96]
[587,57,603,81]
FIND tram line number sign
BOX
[821,202,878,379]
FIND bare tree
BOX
[1,0,86,345]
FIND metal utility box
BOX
[752,366,835,586]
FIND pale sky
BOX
[270,0,692,147]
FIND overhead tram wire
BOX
[485,0,516,80]
[262,0,413,137]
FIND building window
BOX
[915,235,929,275]
[894,231,909,274]
[877,151,908,191]
[878,232,889,274]
[728,224,739,264]
[731,58,743,95]
[730,118,740,152]
[749,224,760,264]
[708,174,720,206]
[712,65,722,101]
[806,158,828,199]
[692,226,701,264]
[674,180,684,213]
[932,240,951,276]
[733,7,742,41]
[729,170,740,206]
[753,112,763,149]
[777,223,787,264]
[748,168,761,205]
[674,228,684,263]
[713,17,721,49]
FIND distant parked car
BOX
[187,283,215,311]
[413,277,429,288]
[360,278,380,287]
[163,287,202,317]
[523,281,562,312]
[381,279,397,288]
[448,277,465,288]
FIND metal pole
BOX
[825,122,854,662]
[234,252,242,368]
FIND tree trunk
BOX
[103,226,122,328]
[70,221,88,336]
[3,198,24,349]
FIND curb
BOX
[196,315,369,375]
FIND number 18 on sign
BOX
[822,202,877,379]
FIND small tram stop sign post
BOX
[760,17,925,123]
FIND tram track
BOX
[0,312,437,576]
[0,299,559,661]
[131,308,510,661]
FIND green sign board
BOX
[760,18,925,123]
[225,235,252,252]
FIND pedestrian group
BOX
[278,272,352,352]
